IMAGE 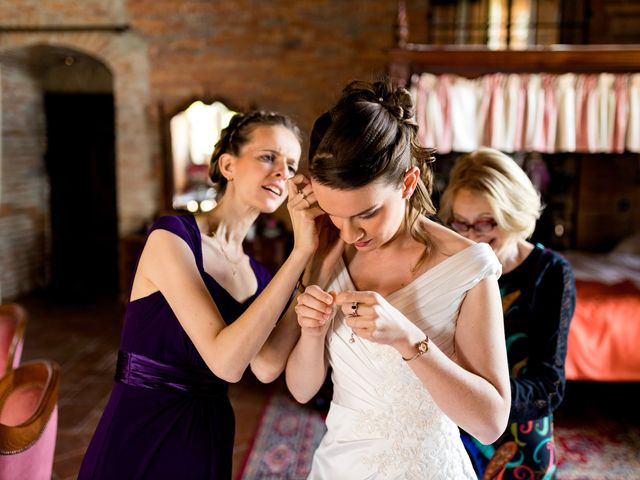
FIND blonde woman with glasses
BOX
[440,147,576,479]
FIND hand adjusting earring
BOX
[298,189,308,207]
[349,302,358,344]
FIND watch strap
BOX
[402,335,429,362]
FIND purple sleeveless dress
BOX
[79,215,272,479]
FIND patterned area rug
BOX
[240,391,640,479]
[239,392,326,480]
[556,419,640,479]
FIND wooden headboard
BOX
[388,1,640,85]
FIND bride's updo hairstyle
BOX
[309,78,436,247]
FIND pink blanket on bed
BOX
[566,280,640,381]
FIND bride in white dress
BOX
[286,79,511,479]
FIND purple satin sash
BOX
[115,350,227,397]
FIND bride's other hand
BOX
[295,285,335,337]
[336,290,423,348]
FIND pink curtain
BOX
[626,74,640,152]
[449,77,479,152]
[556,74,577,152]
[541,74,559,153]
[411,72,639,154]
[613,75,629,153]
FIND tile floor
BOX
[18,293,275,480]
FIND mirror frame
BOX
[159,96,254,213]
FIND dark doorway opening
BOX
[44,93,118,301]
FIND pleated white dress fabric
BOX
[308,243,501,480]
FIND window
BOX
[169,101,236,212]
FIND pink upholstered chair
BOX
[0,360,60,480]
[0,303,27,377]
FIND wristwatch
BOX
[402,336,429,362]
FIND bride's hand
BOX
[335,290,423,347]
[287,174,324,257]
[294,285,335,338]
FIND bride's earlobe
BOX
[402,167,420,199]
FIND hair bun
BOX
[372,81,414,121]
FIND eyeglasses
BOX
[449,218,497,234]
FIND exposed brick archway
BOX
[0,32,156,299]
[1,32,155,234]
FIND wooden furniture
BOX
[388,1,640,84]
[0,360,60,479]
[0,304,27,377]
[389,44,640,85]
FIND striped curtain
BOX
[410,72,640,154]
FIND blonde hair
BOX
[439,148,543,239]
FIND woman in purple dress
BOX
[79,111,321,479]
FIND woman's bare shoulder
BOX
[423,218,475,256]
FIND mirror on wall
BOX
[168,100,237,212]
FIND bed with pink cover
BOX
[563,235,640,381]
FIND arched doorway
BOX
[0,45,118,301]
[0,32,155,302]
[42,47,118,300]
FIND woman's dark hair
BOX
[309,78,436,249]
[209,110,301,195]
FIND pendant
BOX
[349,332,355,344]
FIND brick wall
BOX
[0,0,638,298]
[0,62,48,299]
[0,0,127,26]
[130,0,418,140]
